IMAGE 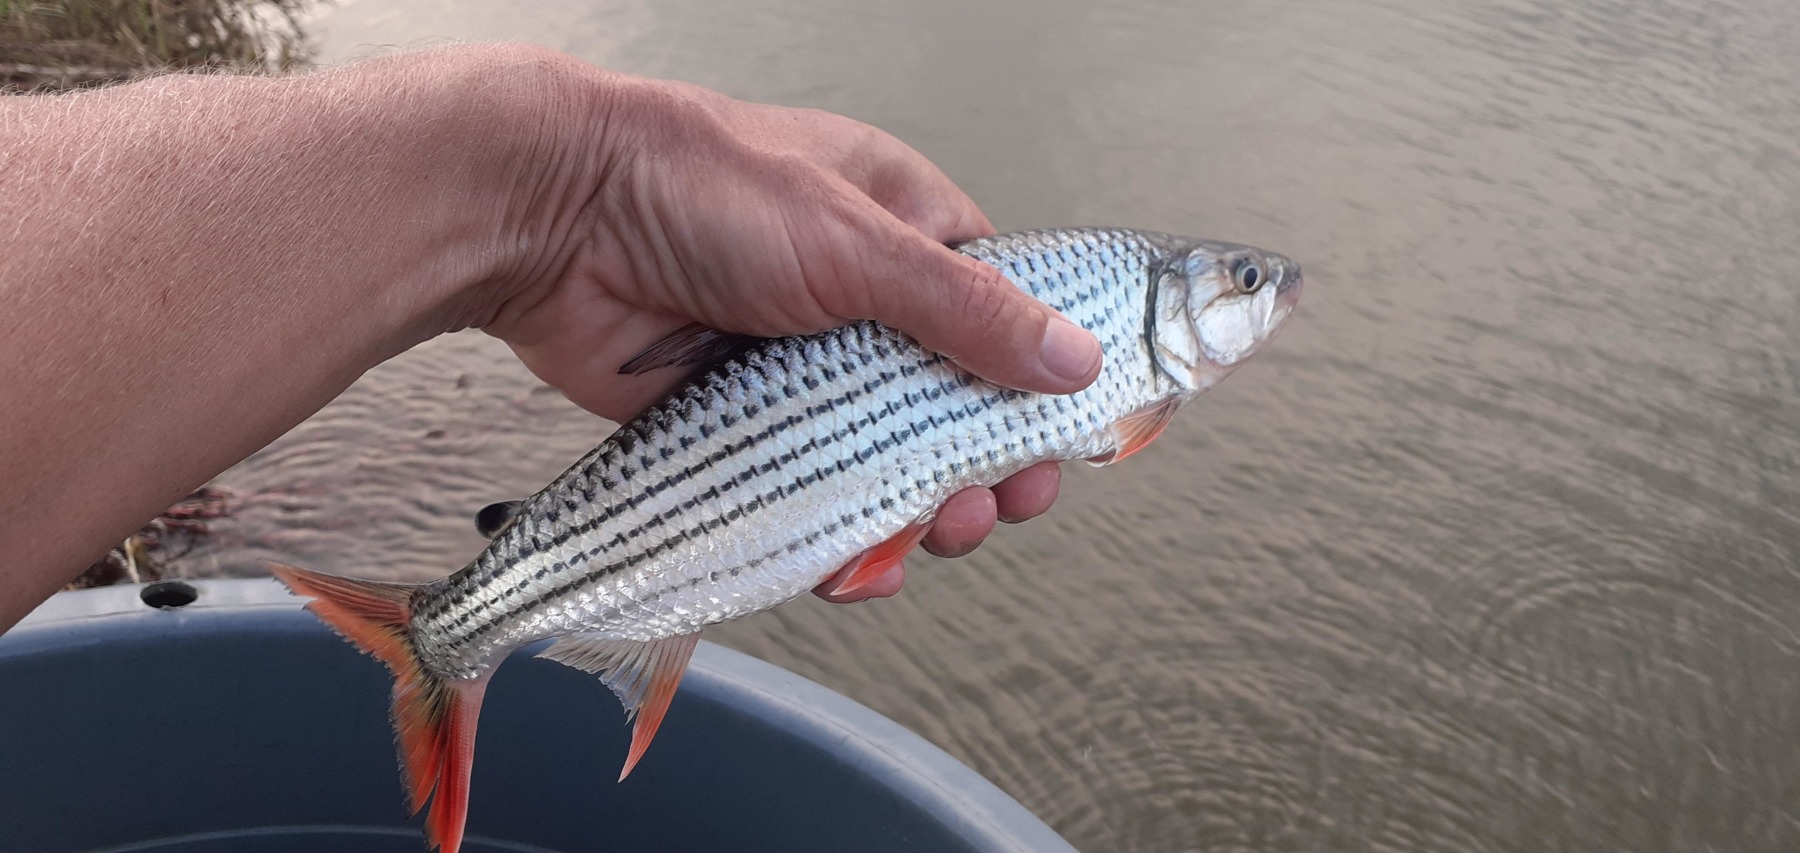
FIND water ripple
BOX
[170,1,1800,849]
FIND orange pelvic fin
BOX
[1087,398,1181,466]
[822,521,930,598]
[270,563,490,853]
[537,631,703,781]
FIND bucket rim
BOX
[5,577,1078,853]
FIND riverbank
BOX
[1,0,316,92]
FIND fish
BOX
[270,227,1302,853]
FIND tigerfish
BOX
[272,227,1302,853]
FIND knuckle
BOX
[956,264,1020,333]
[845,121,900,165]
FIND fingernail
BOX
[1040,315,1102,384]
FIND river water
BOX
[189,1,1800,850]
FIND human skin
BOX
[0,45,1101,631]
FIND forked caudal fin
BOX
[270,564,489,853]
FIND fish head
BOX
[1148,239,1302,392]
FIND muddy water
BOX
[193,1,1800,849]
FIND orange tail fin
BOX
[270,563,489,853]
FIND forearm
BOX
[0,43,1083,628]
[0,48,577,628]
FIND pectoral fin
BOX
[537,631,702,780]
[1087,398,1181,466]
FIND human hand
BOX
[472,51,1102,601]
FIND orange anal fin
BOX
[536,631,703,781]
[822,521,930,598]
[1087,398,1181,466]
[270,562,490,853]
[618,634,700,781]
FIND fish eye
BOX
[1231,258,1264,294]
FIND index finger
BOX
[831,204,1104,396]
[763,109,1104,395]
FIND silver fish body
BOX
[273,227,1299,853]
[411,227,1302,679]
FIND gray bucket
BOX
[0,579,1077,852]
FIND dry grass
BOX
[1,0,318,92]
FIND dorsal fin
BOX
[618,322,757,375]
[537,632,702,780]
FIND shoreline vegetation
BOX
[5,1,317,585]
[1,0,318,93]
[69,488,235,589]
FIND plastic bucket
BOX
[0,579,1076,852]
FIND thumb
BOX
[857,229,1103,395]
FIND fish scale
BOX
[413,228,1173,675]
[271,226,1300,853]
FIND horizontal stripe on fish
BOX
[415,235,1163,665]
[424,330,922,602]
[423,239,1129,614]
[434,352,1132,652]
